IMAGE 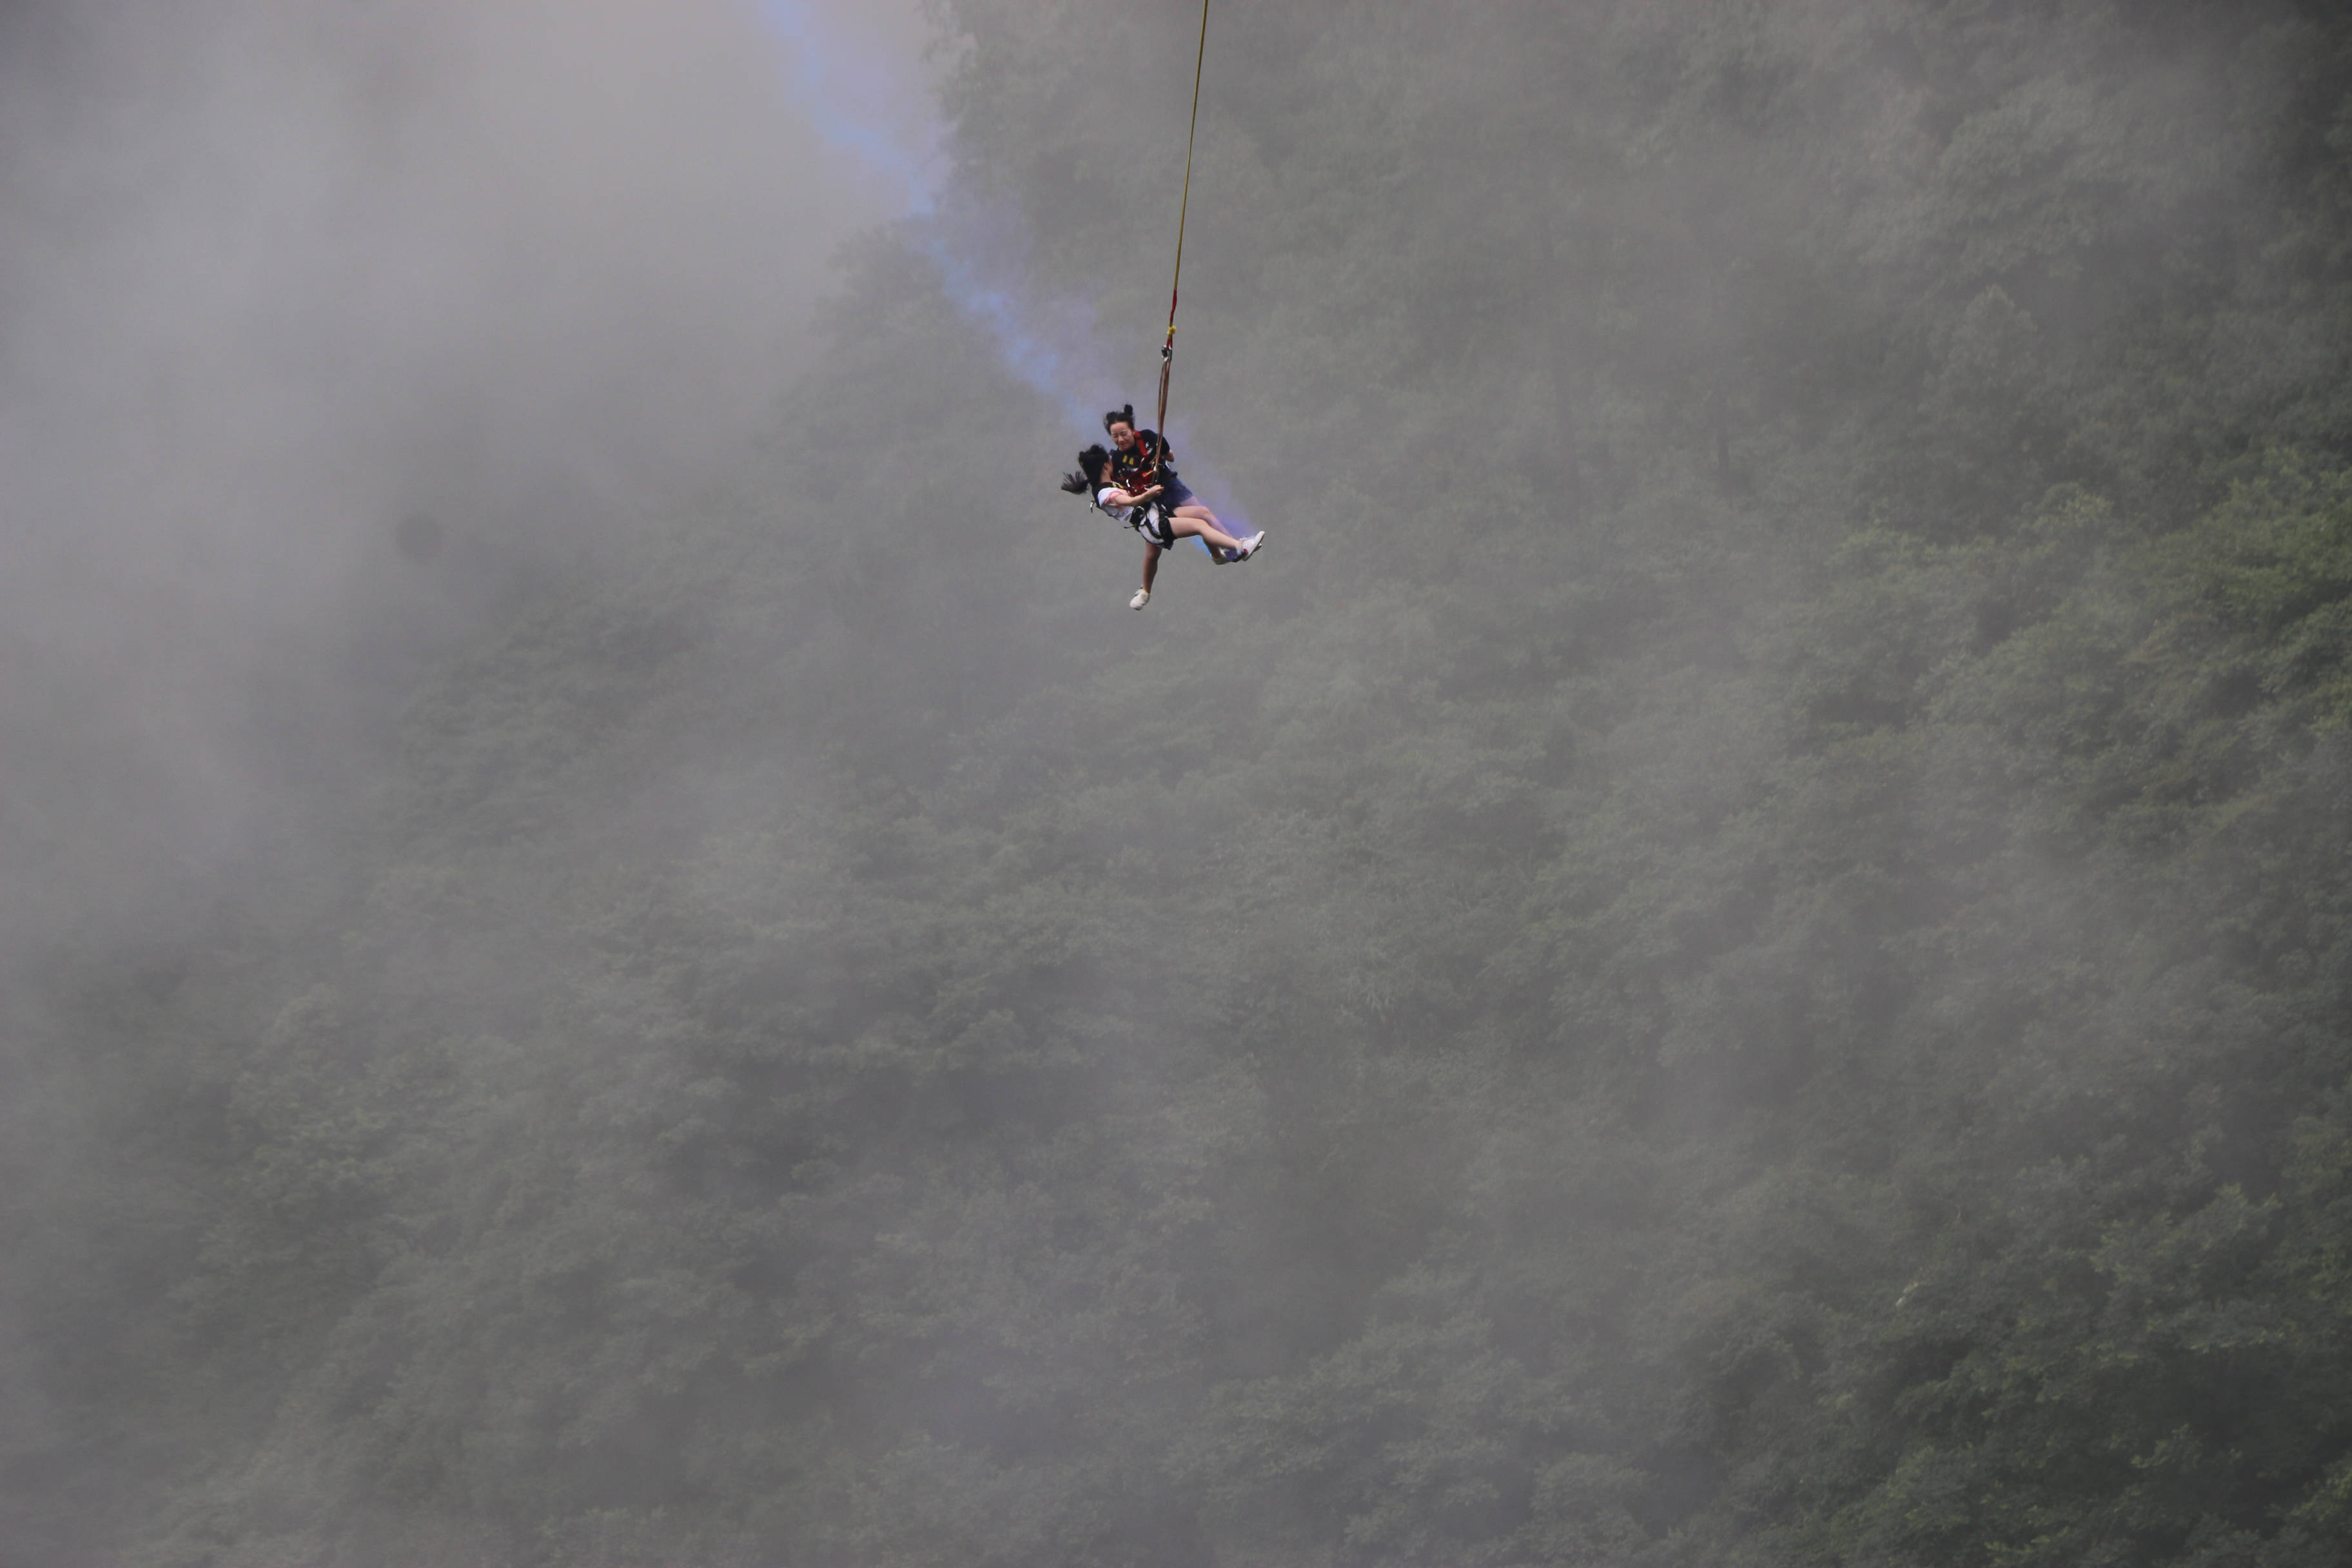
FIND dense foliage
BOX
[11,2,2352,1564]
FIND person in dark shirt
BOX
[1102,404,1255,565]
[1062,442,1262,609]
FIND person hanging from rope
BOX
[1061,442,1261,609]
[1101,405,1259,575]
[1060,0,1243,612]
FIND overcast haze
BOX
[7,4,2352,1565]
[0,0,919,941]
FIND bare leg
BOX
[1141,542,1162,593]
[1174,504,1236,562]
[1168,516,1244,556]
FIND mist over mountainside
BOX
[0,0,876,950]
[10,2,2352,1565]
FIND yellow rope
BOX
[1153,0,1211,442]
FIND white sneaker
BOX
[1130,587,1150,610]
[1238,531,1267,560]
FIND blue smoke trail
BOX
[756,0,1250,542]
[754,0,1115,433]
[914,195,1122,435]
[756,0,942,216]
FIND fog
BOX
[4,3,2348,1565]
[0,0,905,944]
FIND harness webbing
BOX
[1153,0,1211,451]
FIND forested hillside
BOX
[12,3,2352,1565]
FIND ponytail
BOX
[1063,444,1112,494]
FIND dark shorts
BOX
[1160,476,1198,509]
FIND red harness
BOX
[1109,431,1170,496]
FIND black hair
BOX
[1060,443,1112,495]
[1102,404,1137,433]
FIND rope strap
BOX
[1154,0,1211,449]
